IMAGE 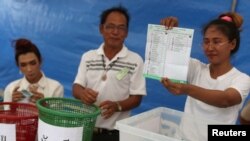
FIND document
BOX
[143,24,194,83]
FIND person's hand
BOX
[80,88,98,105]
[161,77,184,95]
[160,16,179,29]
[27,84,43,103]
[99,100,118,119]
[12,86,24,102]
[29,89,44,103]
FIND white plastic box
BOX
[115,107,222,141]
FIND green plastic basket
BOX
[36,97,100,141]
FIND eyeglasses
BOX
[103,24,127,32]
[202,40,229,48]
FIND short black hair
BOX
[100,5,130,28]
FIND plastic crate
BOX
[0,102,38,141]
[116,107,223,141]
[36,97,100,141]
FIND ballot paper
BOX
[143,24,194,83]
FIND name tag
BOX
[116,68,129,80]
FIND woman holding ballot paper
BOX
[161,12,250,140]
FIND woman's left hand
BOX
[29,90,44,103]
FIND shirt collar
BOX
[20,72,46,90]
[96,43,128,59]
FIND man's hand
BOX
[80,88,98,105]
[99,100,117,119]
[160,16,179,29]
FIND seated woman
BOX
[4,38,64,103]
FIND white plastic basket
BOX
[115,107,223,141]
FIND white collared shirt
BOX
[4,72,64,102]
[74,43,146,129]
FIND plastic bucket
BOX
[0,102,38,141]
[36,97,100,141]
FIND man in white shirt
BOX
[72,5,146,141]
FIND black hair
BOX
[202,19,240,55]
[13,38,42,66]
[100,5,130,28]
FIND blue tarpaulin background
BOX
[1,0,250,118]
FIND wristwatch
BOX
[116,102,122,111]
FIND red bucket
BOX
[0,102,38,141]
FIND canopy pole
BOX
[231,0,237,12]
